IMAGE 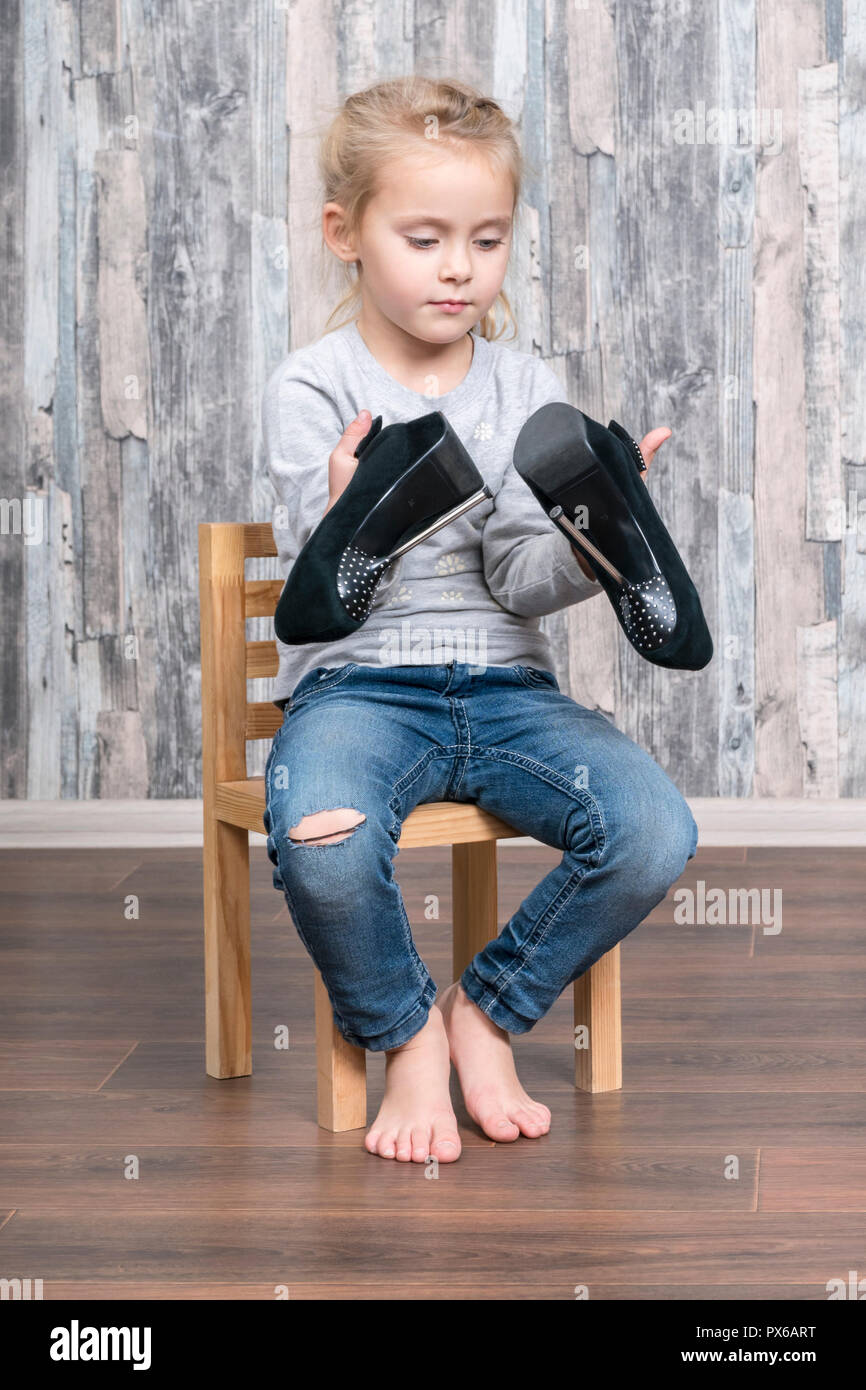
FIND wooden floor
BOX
[1,842,864,1300]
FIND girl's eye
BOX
[404,237,505,251]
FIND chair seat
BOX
[215,778,524,848]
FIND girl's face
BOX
[349,144,514,341]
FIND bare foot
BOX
[364,1005,461,1163]
[438,981,551,1142]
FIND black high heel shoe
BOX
[513,403,713,670]
[274,410,492,645]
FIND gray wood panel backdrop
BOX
[2,0,863,799]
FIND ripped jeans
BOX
[263,661,698,1052]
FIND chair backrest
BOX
[198,523,525,848]
[199,522,283,789]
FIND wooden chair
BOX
[199,521,622,1131]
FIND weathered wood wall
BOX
[1,0,862,799]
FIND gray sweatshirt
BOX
[261,318,603,706]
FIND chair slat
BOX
[244,523,278,558]
[246,640,279,679]
[245,579,283,617]
[246,701,283,742]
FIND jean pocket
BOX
[516,665,559,690]
[287,662,360,712]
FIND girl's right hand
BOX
[324,410,371,515]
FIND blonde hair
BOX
[316,75,524,343]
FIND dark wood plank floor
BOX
[1,843,864,1299]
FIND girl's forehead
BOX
[373,149,515,209]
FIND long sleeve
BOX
[261,352,403,604]
[481,360,603,618]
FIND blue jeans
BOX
[263,661,699,1052]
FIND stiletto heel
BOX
[513,402,712,670]
[275,410,492,645]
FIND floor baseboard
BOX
[0,798,863,848]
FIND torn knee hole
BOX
[287,808,366,846]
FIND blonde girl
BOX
[262,75,696,1163]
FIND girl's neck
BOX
[355,308,475,397]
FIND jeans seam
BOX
[272,864,353,1038]
[386,758,448,989]
[449,698,471,799]
[396,867,433,992]
[388,746,458,811]
[481,859,593,1004]
[454,745,606,1007]
[467,746,608,853]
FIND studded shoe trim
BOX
[626,433,647,473]
[336,487,491,626]
[618,574,677,652]
[609,418,647,473]
[336,544,392,624]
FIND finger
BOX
[638,426,672,469]
[337,409,372,458]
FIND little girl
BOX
[262,75,698,1164]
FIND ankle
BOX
[384,1006,443,1057]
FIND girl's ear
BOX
[353,414,384,458]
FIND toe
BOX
[430,1115,461,1162]
[394,1128,414,1161]
[481,1110,521,1141]
[511,1105,547,1137]
[465,1087,521,1141]
[410,1126,431,1162]
[377,1130,397,1159]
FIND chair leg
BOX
[452,839,498,981]
[573,944,622,1091]
[203,816,252,1078]
[315,971,367,1132]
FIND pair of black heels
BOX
[273,405,713,671]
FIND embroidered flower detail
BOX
[435,552,466,576]
[441,589,464,603]
[474,420,494,441]
[383,584,413,607]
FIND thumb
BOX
[343,409,371,442]
[638,426,672,474]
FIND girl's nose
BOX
[439,269,471,287]
[439,249,472,280]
